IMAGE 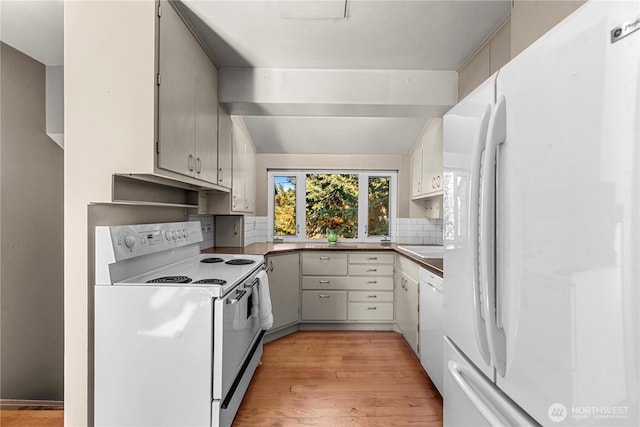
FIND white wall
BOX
[64,2,157,424]
[1,42,64,401]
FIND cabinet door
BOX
[397,271,419,355]
[267,253,300,331]
[244,142,255,212]
[217,106,232,188]
[405,273,419,355]
[193,53,218,184]
[157,0,196,177]
[231,120,245,212]
[411,145,423,198]
[422,119,443,196]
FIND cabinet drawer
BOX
[349,253,394,264]
[348,264,394,276]
[302,252,348,276]
[349,291,394,302]
[301,291,347,321]
[348,302,393,321]
[302,276,351,290]
[302,276,394,291]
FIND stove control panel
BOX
[100,221,204,261]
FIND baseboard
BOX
[299,323,395,331]
[0,399,64,410]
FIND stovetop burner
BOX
[225,259,256,266]
[200,257,224,264]
[192,278,227,285]
[146,276,192,284]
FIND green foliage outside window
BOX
[305,174,358,239]
[368,177,390,236]
[274,176,296,236]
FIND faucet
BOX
[380,235,391,242]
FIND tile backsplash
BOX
[192,215,442,248]
[396,218,443,245]
[244,217,268,247]
[188,214,214,250]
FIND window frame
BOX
[267,170,397,243]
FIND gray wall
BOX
[1,42,64,401]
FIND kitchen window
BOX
[268,171,396,242]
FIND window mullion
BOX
[358,174,368,241]
[297,172,306,241]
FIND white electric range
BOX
[94,221,267,427]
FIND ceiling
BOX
[0,0,511,155]
[180,0,510,155]
[0,0,64,66]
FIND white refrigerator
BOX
[443,1,640,426]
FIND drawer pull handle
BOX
[366,306,377,310]
[367,257,378,260]
[366,295,377,299]
[319,294,330,298]
[366,280,377,284]
[319,280,331,284]
[367,269,377,272]
[319,256,331,260]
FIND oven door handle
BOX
[245,278,259,289]
[226,290,247,305]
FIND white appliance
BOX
[443,1,639,426]
[419,267,444,395]
[94,221,268,427]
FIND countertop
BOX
[203,242,443,277]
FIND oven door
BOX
[212,279,261,401]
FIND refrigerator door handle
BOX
[470,104,493,366]
[480,95,507,377]
[447,360,537,427]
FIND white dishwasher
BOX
[419,267,444,395]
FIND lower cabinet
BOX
[348,290,394,321]
[301,251,394,323]
[395,256,420,356]
[302,291,347,321]
[266,253,300,332]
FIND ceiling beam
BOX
[219,68,457,117]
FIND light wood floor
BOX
[234,331,443,426]
[0,331,442,427]
[0,409,63,427]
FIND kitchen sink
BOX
[398,245,443,259]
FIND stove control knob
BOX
[124,235,136,249]
[181,229,187,238]
[171,230,177,240]
[165,231,172,241]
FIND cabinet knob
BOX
[195,157,202,174]
[367,268,377,272]
[319,256,331,261]
[319,294,330,298]
[366,306,377,310]
[367,256,378,260]
[219,168,224,182]
[365,295,377,299]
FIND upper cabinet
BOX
[411,118,443,200]
[231,117,256,213]
[157,0,219,185]
[458,20,511,101]
[217,106,233,188]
